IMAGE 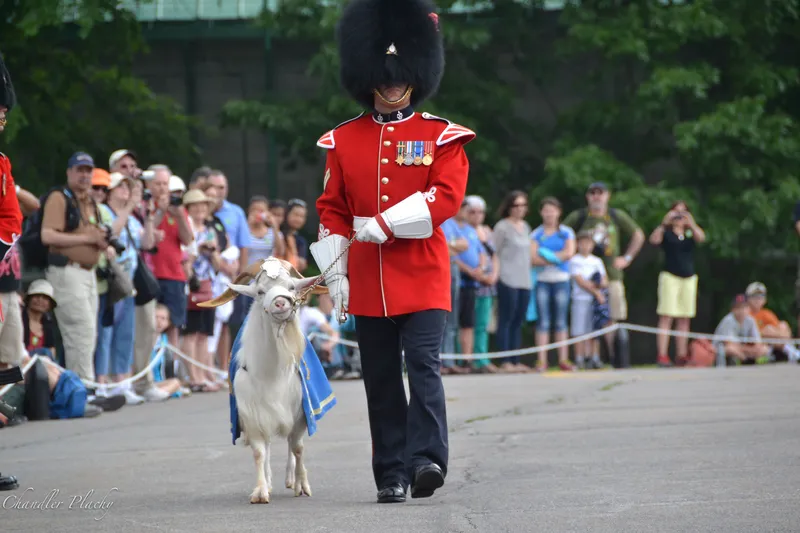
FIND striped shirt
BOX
[246,227,280,266]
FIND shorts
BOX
[458,286,477,329]
[608,280,628,321]
[657,271,698,318]
[570,298,594,337]
[184,309,215,336]
[158,279,187,328]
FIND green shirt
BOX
[562,208,641,281]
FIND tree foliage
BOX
[223,0,800,321]
[0,0,201,192]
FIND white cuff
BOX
[309,233,349,281]
[382,191,433,239]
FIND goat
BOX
[199,257,332,504]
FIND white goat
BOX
[200,257,328,504]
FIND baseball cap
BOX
[67,152,94,169]
[587,182,608,193]
[109,149,137,169]
[108,172,132,190]
[464,195,486,211]
[169,175,187,194]
[92,168,111,188]
[732,294,748,308]
[745,282,766,297]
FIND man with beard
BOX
[309,0,475,504]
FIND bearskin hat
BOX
[0,51,15,111]
[336,0,445,110]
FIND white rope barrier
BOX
[3,321,798,400]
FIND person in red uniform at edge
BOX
[0,51,25,492]
[309,0,475,505]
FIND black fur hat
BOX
[336,0,444,109]
[0,51,15,111]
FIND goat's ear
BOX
[294,276,322,291]
[228,283,259,298]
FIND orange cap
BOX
[92,168,110,187]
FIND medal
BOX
[423,141,434,166]
[403,141,414,166]
[413,141,423,166]
[395,142,406,165]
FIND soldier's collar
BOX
[372,105,414,124]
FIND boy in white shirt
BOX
[569,230,608,368]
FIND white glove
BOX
[355,216,389,244]
[327,273,350,324]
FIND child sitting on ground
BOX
[569,230,608,369]
[152,304,190,398]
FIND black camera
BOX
[170,195,183,207]
[143,190,152,201]
[99,223,126,255]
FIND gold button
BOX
[381,158,388,164]
[387,126,395,132]
[381,195,389,203]
[381,177,389,184]
[383,141,391,146]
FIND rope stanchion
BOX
[619,323,797,345]
[165,343,228,378]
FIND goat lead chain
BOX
[293,230,360,309]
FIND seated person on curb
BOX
[22,279,57,359]
[151,304,189,399]
[745,282,800,363]
[713,294,770,365]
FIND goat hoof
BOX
[295,482,312,497]
[250,486,270,504]
[285,480,294,490]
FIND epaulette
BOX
[316,113,366,150]
[421,113,476,146]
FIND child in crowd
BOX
[152,304,189,398]
[569,230,608,369]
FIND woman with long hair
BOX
[492,190,534,373]
[649,200,705,367]
[280,198,309,272]
[530,197,576,372]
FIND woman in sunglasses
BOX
[281,198,309,272]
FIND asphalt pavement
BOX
[2,365,800,532]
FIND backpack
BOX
[573,207,621,258]
[18,187,85,271]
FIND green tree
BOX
[545,0,800,320]
[0,0,201,192]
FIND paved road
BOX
[2,365,800,532]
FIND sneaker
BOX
[89,395,125,412]
[657,354,673,368]
[140,386,170,402]
[122,388,145,405]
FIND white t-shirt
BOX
[298,307,328,337]
[569,253,607,301]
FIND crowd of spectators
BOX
[1,153,798,428]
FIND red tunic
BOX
[0,152,23,247]
[315,111,476,317]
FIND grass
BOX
[599,380,625,391]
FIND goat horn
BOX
[276,258,305,280]
[197,259,266,308]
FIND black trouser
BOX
[355,309,448,490]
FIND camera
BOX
[99,223,126,255]
[143,190,152,201]
[170,195,183,207]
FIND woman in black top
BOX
[649,201,706,367]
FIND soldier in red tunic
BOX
[309,0,475,504]
[0,51,24,491]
